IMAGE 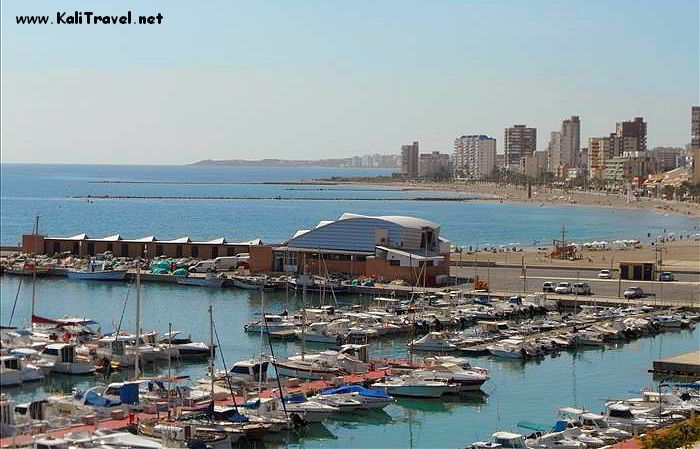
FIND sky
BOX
[1,0,698,165]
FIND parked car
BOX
[213,253,250,271]
[542,281,556,293]
[189,259,216,273]
[598,269,613,279]
[623,286,645,299]
[658,271,675,282]
[572,282,591,295]
[554,282,572,294]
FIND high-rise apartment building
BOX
[615,117,647,155]
[401,141,419,177]
[504,125,536,169]
[453,135,497,179]
[692,107,700,183]
[548,116,581,174]
[588,136,613,179]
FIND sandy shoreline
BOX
[323,178,700,218]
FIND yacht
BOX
[604,403,658,432]
[0,366,22,387]
[244,314,301,333]
[487,339,527,359]
[314,384,394,410]
[652,315,682,328]
[411,362,489,392]
[40,343,95,374]
[0,355,44,382]
[296,320,350,344]
[372,375,451,398]
[409,332,459,352]
[157,332,212,358]
[273,345,369,380]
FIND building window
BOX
[176,245,183,257]
[191,246,199,258]
[227,247,235,256]
[156,244,164,256]
[121,243,129,257]
[53,241,60,254]
[212,247,219,258]
[87,242,95,255]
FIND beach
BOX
[323,178,700,218]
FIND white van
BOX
[213,253,250,271]
[189,260,216,273]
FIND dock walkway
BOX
[652,351,700,376]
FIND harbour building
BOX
[261,213,451,286]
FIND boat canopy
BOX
[321,384,392,399]
[517,420,551,432]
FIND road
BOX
[450,265,700,306]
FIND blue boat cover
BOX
[119,382,140,405]
[320,385,392,399]
[84,391,121,407]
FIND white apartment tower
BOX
[453,135,497,179]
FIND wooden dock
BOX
[651,351,700,376]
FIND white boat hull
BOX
[273,363,338,380]
[52,362,95,374]
[374,384,446,398]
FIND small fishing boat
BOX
[176,272,225,287]
[231,275,281,291]
[409,332,459,352]
[40,343,95,375]
[5,261,50,276]
[315,384,394,410]
[67,261,127,281]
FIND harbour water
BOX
[1,275,698,448]
[2,164,698,248]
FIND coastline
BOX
[317,177,700,218]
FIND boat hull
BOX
[376,385,446,398]
[176,278,224,287]
[67,270,127,281]
[273,362,339,380]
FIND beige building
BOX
[504,125,536,169]
[588,136,613,179]
[692,107,700,183]
[603,152,658,186]
[401,141,419,177]
[520,151,547,178]
[418,151,450,178]
[453,135,497,179]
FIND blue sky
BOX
[1,0,698,164]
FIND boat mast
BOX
[134,255,141,379]
[209,305,214,411]
[167,321,172,415]
[258,290,265,399]
[301,255,306,361]
[30,214,39,329]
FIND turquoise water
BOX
[2,164,698,247]
[1,275,698,448]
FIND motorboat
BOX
[409,332,459,352]
[0,355,44,382]
[487,340,527,359]
[652,315,682,328]
[469,431,528,449]
[176,272,225,287]
[273,345,369,380]
[67,261,127,281]
[604,403,658,432]
[40,343,95,374]
[157,331,212,358]
[314,384,394,410]
[225,357,270,384]
[296,320,350,344]
[0,366,22,387]
[557,407,631,442]
[372,375,451,398]
[411,362,489,392]
[244,314,301,333]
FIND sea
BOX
[1,164,699,448]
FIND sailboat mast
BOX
[258,291,265,398]
[31,261,36,329]
[209,305,214,407]
[134,259,141,379]
[167,321,172,414]
[301,257,307,361]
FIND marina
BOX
[0,166,698,448]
